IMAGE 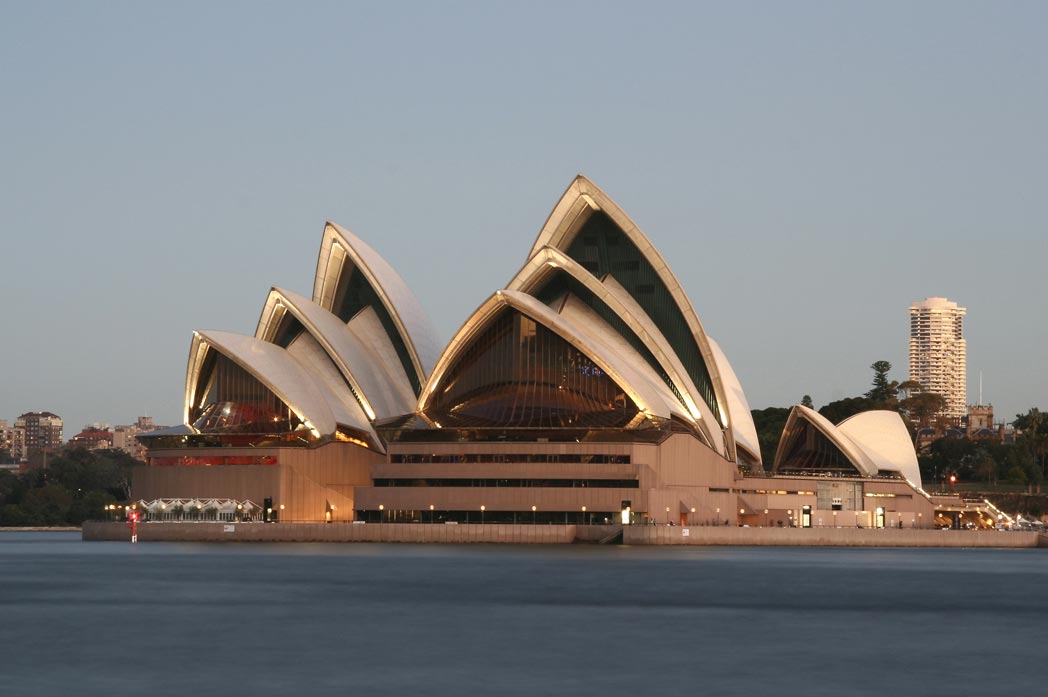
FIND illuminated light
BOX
[691,508,696,513]
[378,504,384,511]
[531,506,537,512]
[581,506,587,512]
[480,505,485,511]
[429,505,434,510]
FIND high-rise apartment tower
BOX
[908,297,967,419]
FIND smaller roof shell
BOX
[183,330,382,451]
[773,405,879,478]
[837,411,922,488]
[255,287,417,420]
[312,221,441,387]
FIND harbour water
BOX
[1,532,1045,695]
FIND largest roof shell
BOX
[527,175,737,459]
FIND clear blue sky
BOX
[2,1,1046,434]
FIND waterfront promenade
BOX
[82,521,1046,547]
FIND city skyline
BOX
[2,3,1046,433]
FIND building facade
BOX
[13,411,63,459]
[909,297,967,419]
[0,420,26,464]
[136,177,948,529]
[113,417,164,461]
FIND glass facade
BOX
[330,259,422,397]
[424,309,639,429]
[390,453,630,464]
[533,269,689,411]
[189,352,316,444]
[774,419,861,476]
[355,508,619,525]
[565,211,722,424]
[374,478,638,488]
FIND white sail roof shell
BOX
[526,175,736,459]
[838,411,922,488]
[706,337,761,464]
[184,330,381,451]
[418,290,688,426]
[255,287,418,420]
[505,246,721,453]
[774,405,879,478]
[313,221,441,387]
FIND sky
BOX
[1,1,1046,435]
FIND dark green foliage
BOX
[0,447,140,527]
[800,395,814,409]
[751,407,792,465]
[818,397,880,425]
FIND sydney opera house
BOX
[137,176,943,529]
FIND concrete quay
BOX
[81,521,1046,547]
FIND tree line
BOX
[0,447,141,526]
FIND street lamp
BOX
[763,508,769,528]
[716,507,720,525]
[532,505,537,524]
[429,504,434,524]
[581,505,587,525]
[665,506,670,526]
[279,504,285,522]
[480,505,485,524]
[378,504,384,523]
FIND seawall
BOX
[624,525,1044,548]
[81,521,1045,547]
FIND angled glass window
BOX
[424,309,638,429]
[272,314,305,349]
[774,418,862,476]
[189,352,313,438]
[565,211,721,424]
[531,269,688,411]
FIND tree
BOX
[819,397,879,425]
[865,360,898,404]
[801,395,814,409]
[902,391,947,430]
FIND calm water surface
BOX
[1,532,1045,696]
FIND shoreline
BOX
[80,521,1048,548]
